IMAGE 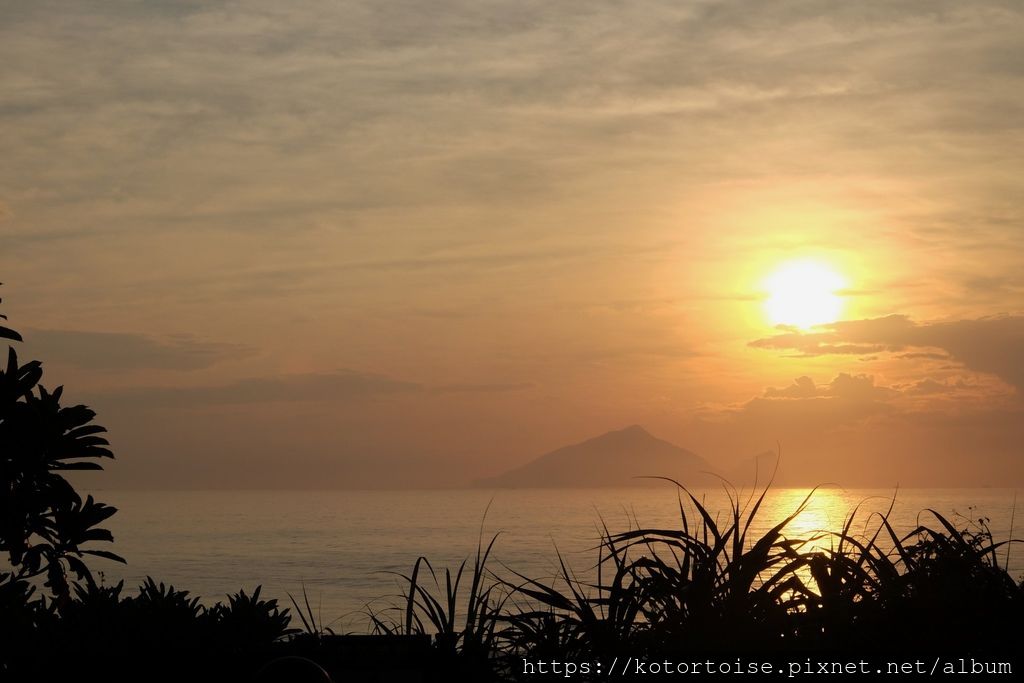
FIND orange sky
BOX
[2,1,1023,488]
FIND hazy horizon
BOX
[3,1,1023,489]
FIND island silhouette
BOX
[476,425,712,488]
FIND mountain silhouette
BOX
[476,425,712,488]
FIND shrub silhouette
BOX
[0,285,124,606]
[0,287,300,681]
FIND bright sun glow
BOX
[762,260,847,329]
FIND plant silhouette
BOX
[0,285,125,607]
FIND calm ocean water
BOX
[89,487,1021,633]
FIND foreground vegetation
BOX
[3,482,1022,681]
[2,288,1022,680]
[367,485,1024,680]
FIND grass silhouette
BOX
[348,479,1022,680]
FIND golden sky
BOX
[2,1,1023,487]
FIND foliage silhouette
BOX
[2,477,1021,680]
[0,286,124,606]
[374,479,1023,680]
[6,575,299,681]
[367,518,507,681]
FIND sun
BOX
[762,260,847,329]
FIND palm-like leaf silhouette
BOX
[0,286,124,605]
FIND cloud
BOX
[679,370,1024,485]
[831,373,901,402]
[94,370,420,410]
[3,1,1021,238]
[763,373,897,402]
[712,374,899,439]
[432,381,534,394]
[92,370,533,410]
[750,314,1024,392]
[762,373,974,403]
[23,328,254,371]
[749,335,889,356]
[895,351,950,360]
[1,0,1022,490]
[903,377,969,396]
[763,375,819,399]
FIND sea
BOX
[86,487,1021,633]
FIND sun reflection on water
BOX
[774,487,846,554]
[753,487,862,600]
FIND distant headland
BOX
[475,424,715,488]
